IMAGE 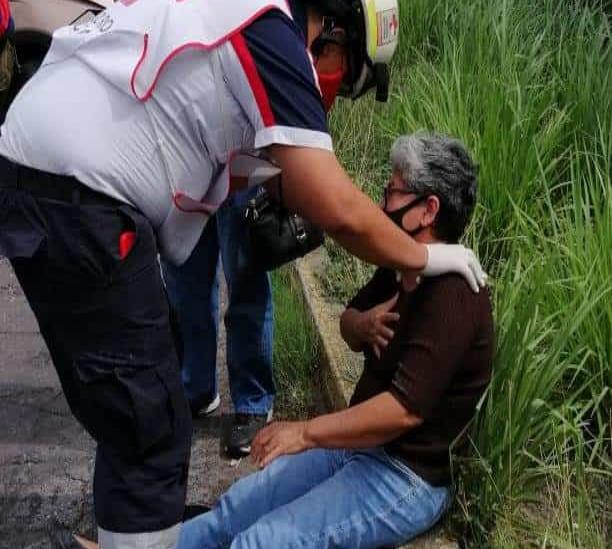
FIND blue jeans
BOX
[177,447,451,549]
[162,187,275,414]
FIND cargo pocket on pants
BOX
[74,354,174,456]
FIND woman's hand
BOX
[251,421,313,469]
[342,294,399,358]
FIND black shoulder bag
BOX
[244,175,325,271]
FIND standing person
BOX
[162,185,276,459]
[162,0,352,458]
[0,1,485,547]
[164,0,362,459]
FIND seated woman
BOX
[177,133,494,549]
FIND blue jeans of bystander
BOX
[162,186,275,415]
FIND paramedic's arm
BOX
[268,145,428,271]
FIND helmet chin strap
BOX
[310,24,347,58]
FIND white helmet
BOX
[309,0,400,101]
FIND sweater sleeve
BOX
[388,276,479,420]
[229,9,332,152]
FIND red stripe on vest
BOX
[230,33,276,128]
[0,0,10,35]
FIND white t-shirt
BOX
[0,7,332,264]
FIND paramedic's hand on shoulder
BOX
[247,1,486,293]
[422,243,487,293]
[267,146,486,293]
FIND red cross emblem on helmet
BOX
[389,13,398,35]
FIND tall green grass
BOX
[327,0,611,544]
[271,268,321,419]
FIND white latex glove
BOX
[423,243,487,293]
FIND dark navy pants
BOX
[0,157,192,534]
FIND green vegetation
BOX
[271,267,321,419]
[326,0,611,546]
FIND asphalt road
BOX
[0,258,255,548]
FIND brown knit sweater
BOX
[348,269,494,487]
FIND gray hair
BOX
[390,133,478,242]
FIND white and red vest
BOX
[44,0,292,100]
[40,0,293,263]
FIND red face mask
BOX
[316,67,344,112]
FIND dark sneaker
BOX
[189,392,221,418]
[225,410,272,458]
[183,504,212,521]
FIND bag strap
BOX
[276,173,285,209]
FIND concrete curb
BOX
[293,248,359,411]
[293,249,459,549]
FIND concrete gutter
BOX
[294,249,359,411]
[293,249,459,549]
